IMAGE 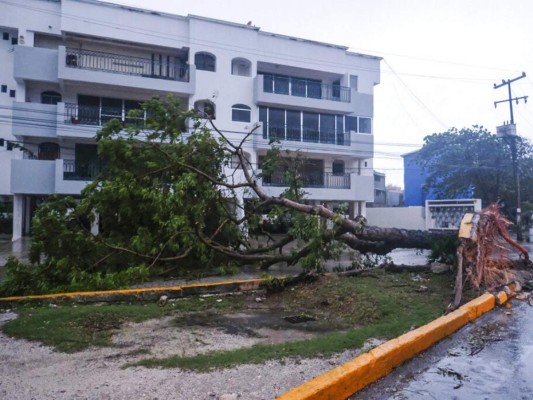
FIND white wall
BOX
[366,206,426,230]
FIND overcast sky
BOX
[107,0,533,187]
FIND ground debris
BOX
[436,366,469,389]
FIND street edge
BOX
[0,278,268,304]
[276,291,500,400]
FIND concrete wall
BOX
[366,206,425,230]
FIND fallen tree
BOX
[0,97,456,296]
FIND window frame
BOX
[231,103,251,122]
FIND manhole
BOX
[283,315,317,324]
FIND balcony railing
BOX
[63,159,101,181]
[65,47,189,82]
[261,74,351,102]
[65,103,147,127]
[262,172,350,189]
[263,124,350,146]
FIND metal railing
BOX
[65,103,146,127]
[262,74,351,102]
[65,47,189,82]
[262,172,350,189]
[63,159,101,181]
[263,124,350,146]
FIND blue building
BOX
[402,150,436,206]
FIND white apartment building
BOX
[0,0,381,241]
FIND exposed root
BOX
[451,204,532,309]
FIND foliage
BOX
[415,126,533,207]
[428,236,460,265]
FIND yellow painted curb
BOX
[276,292,497,400]
[0,278,267,303]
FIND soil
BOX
[0,308,376,400]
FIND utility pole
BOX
[494,72,528,241]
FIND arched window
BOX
[38,142,60,160]
[194,52,216,72]
[194,100,216,119]
[231,104,251,122]
[332,160,345,175]
[41,91,62,105]
[231,57,251,76]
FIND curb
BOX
[0,278,267,305]
[276,291,501,400]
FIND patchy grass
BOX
[2,296,245,352]
[134,270,466,371]
[2,270,470,369]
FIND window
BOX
[332,160,345,175]
[359,117,372,134]
[194,100,216,119]
[350,75,358,91]
[41,91,62,105]
[2,33,8,41]
[231,104,251,122]
[195,52,216,72]
[38,142,60,160]
[231,58,251,76]
[9,90,15,98]
[11,37,17,45]
[1,85,6,93]
[346,116,358,133]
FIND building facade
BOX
[0,0,381,241]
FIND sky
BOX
[106,0,533,187]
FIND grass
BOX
[2,270,471,368]
[2,296,244,352]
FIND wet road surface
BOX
[356,299,533,400]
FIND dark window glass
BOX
[269,108,285,140]
[346,116,358,132]
[1,85,6,93]
[41,91,62,105]
[332,160,345,175]
[307,80,322,99]
[11,37,17,45]
[194,52,216,72]
[336,115,345,145]
[9,90,15,98]
[320,114,335,144]
[77,95,100,125]
[2,33,8,41]
[303,112,319,143]
[286,110,300,141]
[101,97,123,124]
[291,78,306,97]
[259,107,268,138]
[232,104,251,122]
[262,73,274,93]
[273,75,289,95]
[359,117,372,133]
[38,142,60,160]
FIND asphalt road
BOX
[355,298,533,400]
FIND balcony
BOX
[258,172,373,201]
[65,103,146,127]
[13,46,59,83]
[262,172,351,189]
[10,158,98,195]
[58,46,195,94]
[262,124,350,146]
[261,74,351,102]
[63,159,101,181]
[64,47,189,81]
[255,74,366,114]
